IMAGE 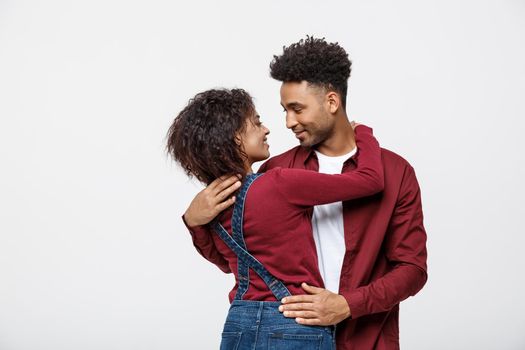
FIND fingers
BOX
[282,310,318,319]
[295,318,323,326]
[301,282,324,294]
[215,196,236,213]
[281,295,315,304]
[279,302,314,312]
[204,175,241,214]
[207,175,230,191]
[212,175,241,195]
[216,180,241,202]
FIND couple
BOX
[167,37,428,350]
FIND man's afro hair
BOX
[270,36,352,107]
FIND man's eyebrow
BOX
[282,102,305,109]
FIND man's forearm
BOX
[340,263,427,319]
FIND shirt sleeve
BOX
[273,125,384,207]
[182,215,232,273]
[340,165,428,319]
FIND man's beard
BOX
[298,127,332,148]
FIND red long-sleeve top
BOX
[185,125,428,350]
[187,126,382,300]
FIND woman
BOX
[166,88,383,349]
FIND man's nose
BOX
[285,113,298,129]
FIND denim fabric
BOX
[220,301,335,350]
[212,173,291,301]
[213,174,335,350]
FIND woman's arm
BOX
[274,125,384,207]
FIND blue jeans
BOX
[220,300,335,350]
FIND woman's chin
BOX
[256,153,270,162]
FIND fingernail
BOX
[284,311,289,316]
[281,298,287,303]
[278,306,283,312]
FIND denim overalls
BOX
[212,173,336,350]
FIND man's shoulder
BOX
[380,147,420,187]
[258,146,307,172]
[381,147,413,169]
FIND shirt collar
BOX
[300,145,358,166]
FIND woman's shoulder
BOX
[256,167,318,183]
[257,166,282,176]
[249,167,285,189]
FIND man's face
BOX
[280,81,334,148]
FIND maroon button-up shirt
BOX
[186,135,427,350]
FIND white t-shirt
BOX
[312,147,357,293]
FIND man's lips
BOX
[294,130,306,139]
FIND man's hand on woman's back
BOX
[183,175,241,227]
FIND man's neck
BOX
[315,116,356,157]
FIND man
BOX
[182,36,427,350]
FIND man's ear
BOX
[326,91,341,114]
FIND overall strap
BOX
[212,222,291,301]
[212,173,291,301]
[230,173,259,299]
[231,174,259,251]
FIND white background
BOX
[1,0,524,349]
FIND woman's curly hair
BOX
[166,88,255,185]
[270,36,352,108]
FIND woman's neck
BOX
[244,161,254,175]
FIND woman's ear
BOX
[234,133,243,147]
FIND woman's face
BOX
[238,113,270,167]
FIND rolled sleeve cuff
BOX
[340,289,367,320]
[182,214,211,242]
